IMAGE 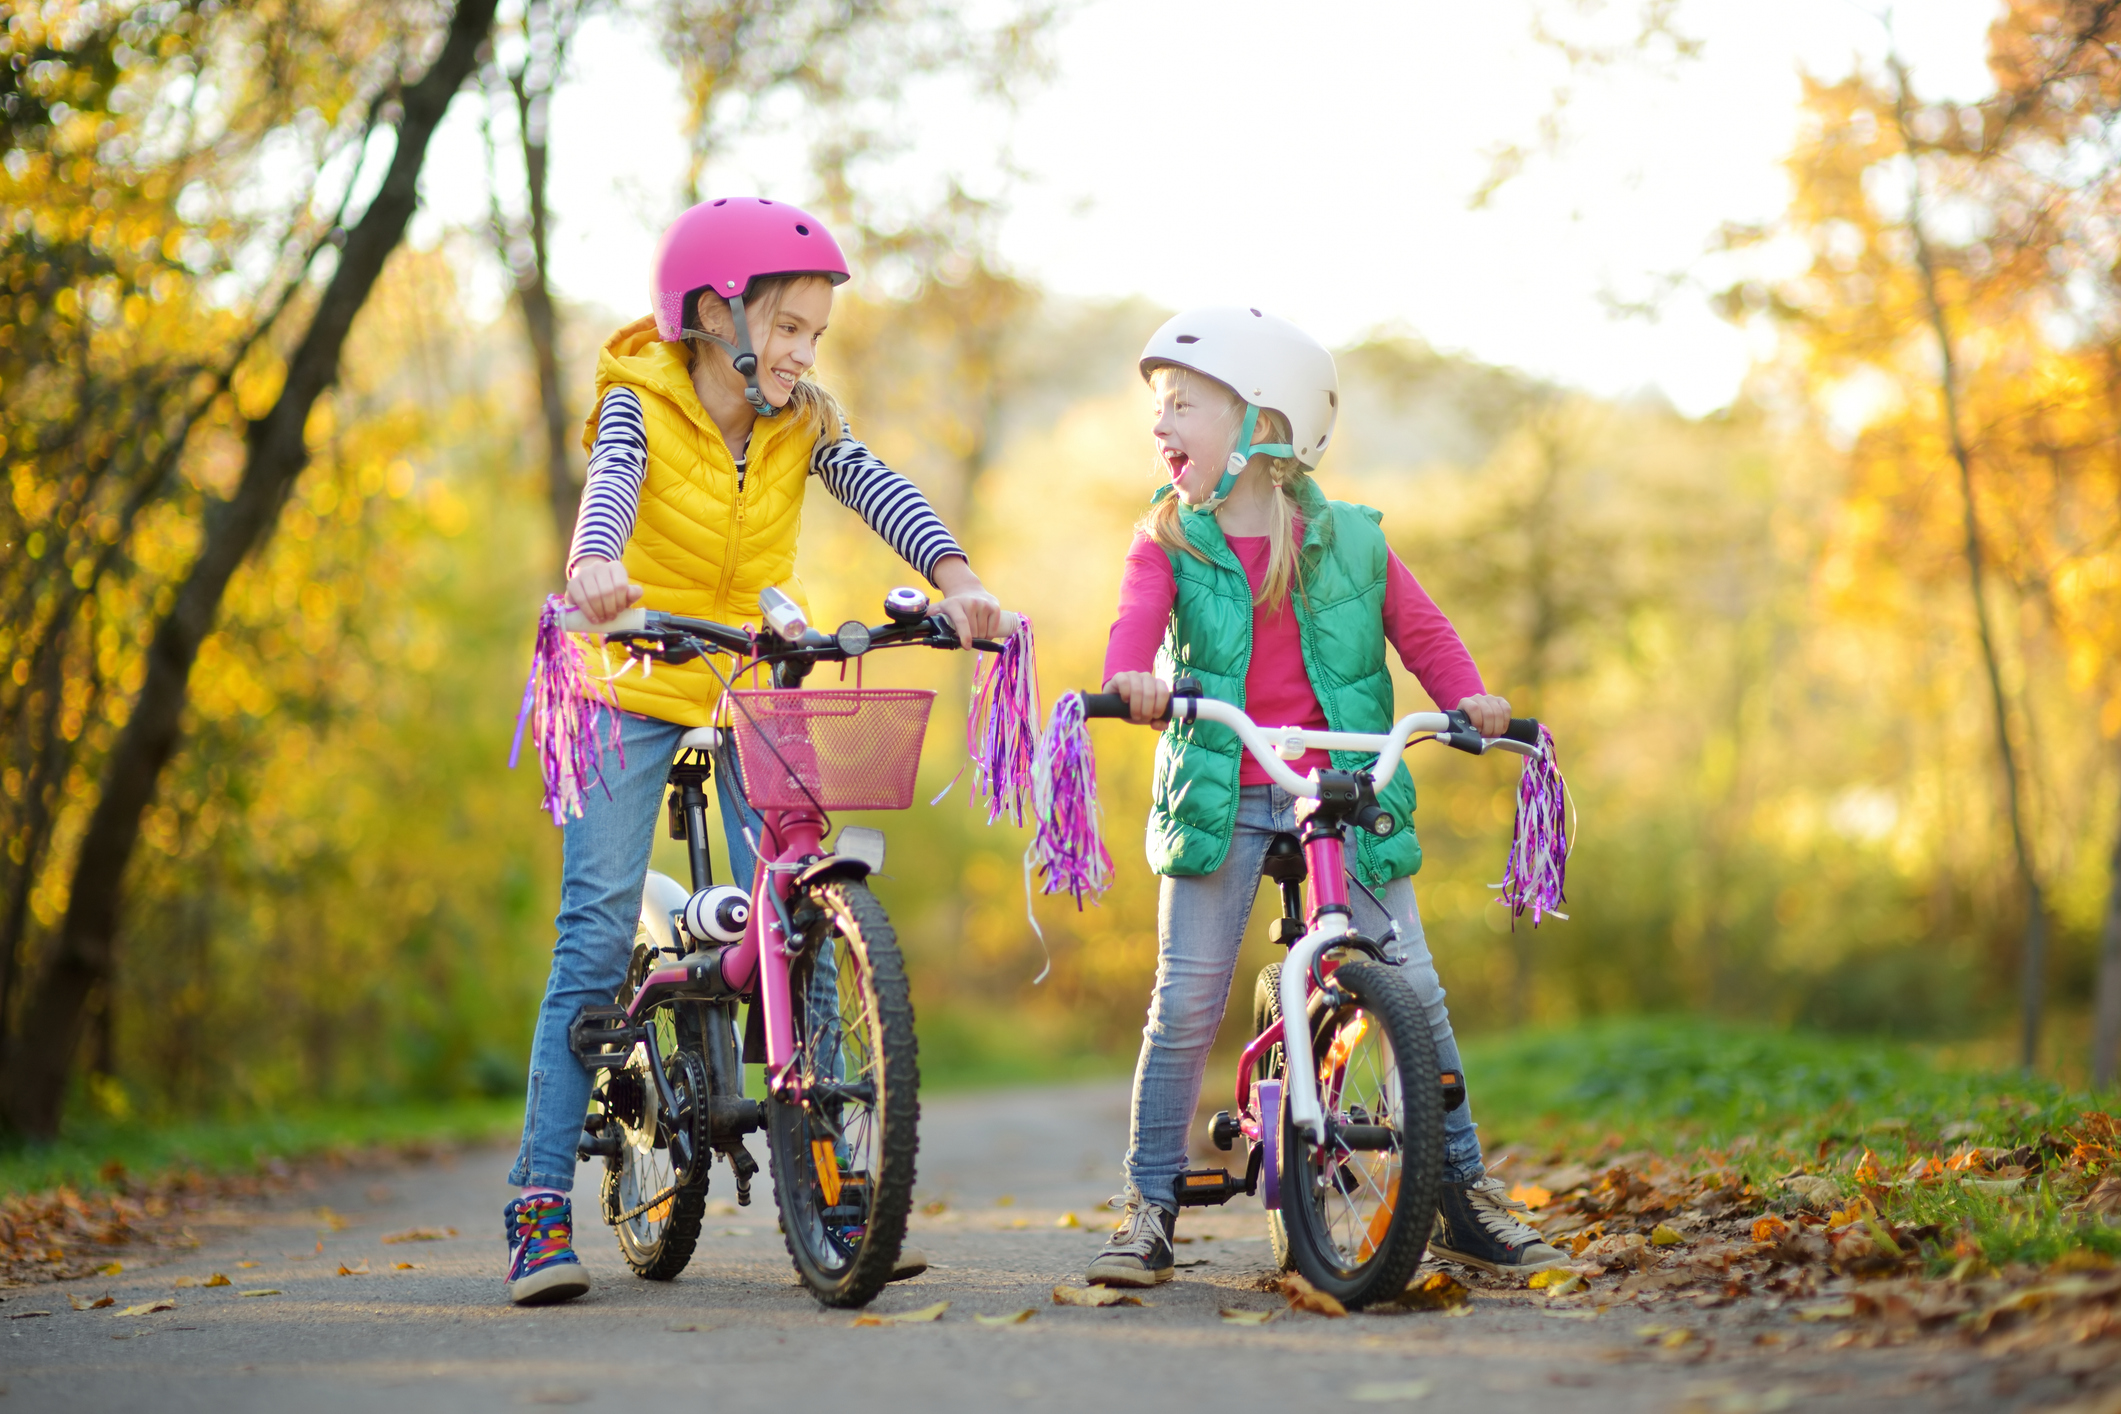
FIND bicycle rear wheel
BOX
[1252,962,1298,1273]
[598,944,709,1280]
[766,877,919,1307]
[1277,959,1444,1309]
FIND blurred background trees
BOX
[3,0,2120,1138]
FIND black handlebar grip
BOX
[1503,717,1541,746]
[1078,692,1135,719]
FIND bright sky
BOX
[418,0,2005,416]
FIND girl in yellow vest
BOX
[504,199,1002,1306]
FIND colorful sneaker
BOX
[504,1193,590,1306]
[1084,1199,1175,1288]
[1429,1176,1569,1277]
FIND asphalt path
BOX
[0,1082,2063,1412]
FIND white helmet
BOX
[1139,307,1339,499]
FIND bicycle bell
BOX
[682,885,751,945]
[883,586,929,624]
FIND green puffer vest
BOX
[1146,480,1422,888]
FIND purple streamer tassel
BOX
[509,594,623,826]
[1495,723,1570,926]
[1029,690,1115,908]
[968,616,1040,827]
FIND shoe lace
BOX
[1465,1177,1545,1246]
[513,1198,574,1265]
[1105,1203,1166,1256]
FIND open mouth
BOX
[1162,447,1191,482]
[771,367,799,389]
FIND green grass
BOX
[1463,1016,2113,1270]
[0,1096,522,1198]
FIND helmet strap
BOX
[1203,403,1296,509]
[681,289,781,419]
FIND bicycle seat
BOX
[678,726,722,754]
[1261,832,1306,884]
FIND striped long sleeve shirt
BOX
[566,386,966,581]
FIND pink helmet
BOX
[651,197,850,342]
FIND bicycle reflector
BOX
[683,885,751,945]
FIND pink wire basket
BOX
[724,688,937,811]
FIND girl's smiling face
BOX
[1150,365,1242,506]
[694,275,833,409]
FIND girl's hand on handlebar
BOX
[931,556,1005,647]
[1456,693,1512,738]
[1105,672,1171,726]
[566,557,643,623]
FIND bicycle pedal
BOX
[1174,1166,1245,1208]
[569,1005,635,1068]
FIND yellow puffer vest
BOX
[577,316,817,727]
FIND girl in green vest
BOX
[503,199,1002,1306]
[1083,307,1565,1288]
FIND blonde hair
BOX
[1140,364,1312,611]
[684,273,844,450]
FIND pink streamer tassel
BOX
[1495,723,1570,926]
[968,616,1040,827]
[1029,691,1114,908]
[509,594,623,826]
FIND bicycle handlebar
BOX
[559,606,1021,661]
[1076,691,1542,798]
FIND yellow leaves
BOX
[1507,1183,1552,1210]
[173,1272,231,1288]
[67,1294,114,1310]
[973,1309,1036,1326]
[236,1261,259,1269]
[1052,1284,1146,1308]
[851,1300,948,1326]
[335,1260,371,1276]
[380,1227,456,1244]
[1279,1274,1347,1317]
[1054,1212,1081,1228]
[1396,1271,1470,1311]
[110,1299,176,1317]
[96,1261,123,1276]
[1219,1307,1275,1325]
[1751,1216,1789,1245]
[392,1262,422,1271]
[1649,1224,1687,1247]
[1529,1268,1586,1295]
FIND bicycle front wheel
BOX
[1277,959,1444,1309]
[766,877,919,1308]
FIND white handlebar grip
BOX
[557,607,649,634]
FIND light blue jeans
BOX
[508,712,761,1191]
[1124,784,1485,1212]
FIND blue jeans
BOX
[508,712,761,1191]
[1124,784,1485,1212]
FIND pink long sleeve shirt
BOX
[1103,529,1486,786]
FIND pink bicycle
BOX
[556,589,1015,1307]
[1077,681,1546,1309]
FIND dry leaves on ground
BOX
[1397,1270,1472,1311]
[850,1300,950,1326]
[1053,1284,1147,1308]
[1220,1307,1277,1325]
[379,1227,456,1244]
[1280,1273,1348,1317]
[974,1309,1036,1326]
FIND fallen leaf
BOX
[335,1261,371,1276]
[1530,1270,1587,1295]
[974,1309,1037,1326]
[1347,1379,1432,1402]
[1280,1273,1348,1317]
[1649,1224,1687,1248]
[9,1310,52,1320]
[238,1289,281,1298]
[1398,1270,1471,1310]
[850,1300,950,1326]
[202,1273,230,1288]
[1792,1299,1857,1322]
[110,1300,176,1317]
[919,1200,948,1216]
[314,1207,350,1232]
[1055,1212,1081,1228]
[1751,1216,1789,1244]
[995,1195,1015,1207]
[1508,1183,1553,1210]
[1658,1328,1696,1349]
[96,1261,123,1276]
[1052,1284,1144,1308]
[379,1227,457,1244]
[392,1262,422,1271]
[1780,1175,1840,1210]
[1219,1307,1275,1325]
[236,1261,260,1269]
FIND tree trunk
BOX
[1890,58,2049,1072]
[0,0,500,1138]
[2093,774,2121,1088]
[506,31,580,550]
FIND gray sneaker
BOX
[1429,1176,1569,1276]
[1084,1200,1175,1287]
